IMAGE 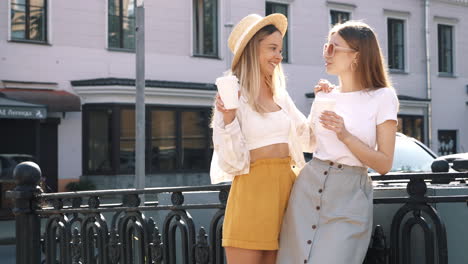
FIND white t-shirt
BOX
[312,87,399,167]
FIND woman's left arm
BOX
[342,120,396,174]
[320,114,397,174]
[320,88,399,174]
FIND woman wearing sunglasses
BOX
[276,21,399,264]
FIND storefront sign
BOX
[0,106,47,119]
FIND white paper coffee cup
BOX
[216,75,240,109]
[311,98,336,130]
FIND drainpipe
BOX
[225,0,233,70]
[424,0,433,149]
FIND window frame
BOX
[437,23,455,76]
[82,104,213,176]
[383,9,411,74]
[192,0,219,59]
[437,129,458,155]
[266,1,290,63]
[178,108,212,171]
[326,1,355,29]
[107,0,137,52]
[397,114,425,143]
[329,9,351,27]
[9,0,49,44]
[387,18,406,72]
[82,104,117,175]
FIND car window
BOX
[368,136,436,173]
[12,156,34,164]
[391,137,435,172]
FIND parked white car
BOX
[388,133,437,173]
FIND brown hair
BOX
[330,21,392,90]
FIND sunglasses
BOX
[323,43,356,57]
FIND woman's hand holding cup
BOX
[215,75,240,125]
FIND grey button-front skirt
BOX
[277,157,373,264]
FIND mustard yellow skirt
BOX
[222,157,296,250]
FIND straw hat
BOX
[228,13,288,69]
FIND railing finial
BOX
[14,161,41,188]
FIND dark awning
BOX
[0,97,47,119]
[0,88,81,112]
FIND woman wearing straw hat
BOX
[276,21,399,264]
[210,14,316,263]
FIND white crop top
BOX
[242,106,290,150]
[210,90,317,184]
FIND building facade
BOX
[0,0,467,193]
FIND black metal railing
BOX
[365,172,468,264]
[6,162,468,264]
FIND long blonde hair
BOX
[231,24,286,113]
[330,21,392,90]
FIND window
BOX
[193,0,218,57]
[330,10,350,26]
[83,105,213,175]
[397,115,424,143]
[10,0,47,42]
[388,18,405,71]
[150,110,177,172]
[438,24,454,74]
[438,130,457,155]
[108,0,136,50]
[181,111,209,170]
[266,2,289,62]
[85,108,113,173]
[120,109,135,173]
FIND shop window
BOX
[83,105,212,175]
[397,115,424,143]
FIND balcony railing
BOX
[6,162,468,264]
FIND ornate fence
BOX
[6,162,468,263]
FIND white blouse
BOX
[210,90,316,184]
[312,87,399,167]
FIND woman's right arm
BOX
[283,93,316,153]
[211,95,250,176]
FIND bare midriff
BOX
[249,143,289,163]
